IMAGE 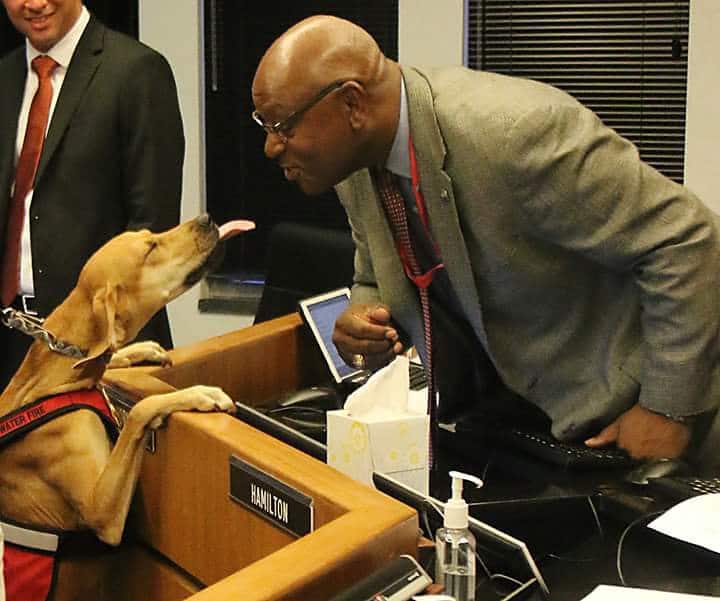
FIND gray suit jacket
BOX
[336,65,720,440]
[0,16,183,347]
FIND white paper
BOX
[582,585,718,600]
[647,493,720,554]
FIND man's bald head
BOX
[254,15,386,101]
[251,16,402,194]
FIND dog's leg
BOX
[47,385,234,545]
[107,341,171,369]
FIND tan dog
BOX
[0,215,240,600]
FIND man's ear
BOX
[342,81,368,129]
[73,283,126,369]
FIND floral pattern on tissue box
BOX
[326,410,429,495]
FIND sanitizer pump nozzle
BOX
[444,471,483,529]
[435,471,483,601]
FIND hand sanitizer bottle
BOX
[435,471,483,601]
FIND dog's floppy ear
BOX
[73,283,126,369]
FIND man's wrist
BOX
[649,409,697,426]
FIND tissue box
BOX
[326,409,429,495]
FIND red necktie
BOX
[373,168,437,465]
[1,55,59,306]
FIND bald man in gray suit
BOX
[252,16,720,464]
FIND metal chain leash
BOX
[1,307,86,358]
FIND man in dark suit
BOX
[0,0,184,390]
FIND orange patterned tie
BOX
[1,55,59,306]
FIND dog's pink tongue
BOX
[219,219,255,240]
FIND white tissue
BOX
[344,355,413,420]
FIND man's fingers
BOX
[334,303,396,345]
[367,304,392,324]
[615,406,692,459]
[350,310,395,341]
[333,322,390,352]
[332,302,403,371]
[338,333,396,357]
[585,421,619,448]
[363,348,400,371]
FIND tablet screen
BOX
[298,288,363,384]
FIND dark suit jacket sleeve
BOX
[119,50,184,233]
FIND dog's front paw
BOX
[107,341,172,369]
[179,385,236,414]
[138,385,236,430]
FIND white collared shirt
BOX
[15,6,90,296]
[386,76,411,180]
[384,77,418,211]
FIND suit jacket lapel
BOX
[401,66,489,349]
[36,17,104,183]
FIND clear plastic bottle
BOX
[435,471,483,601]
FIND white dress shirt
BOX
[385,77,413,202]
[15,6,89,296]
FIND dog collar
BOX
[0,307,87,359]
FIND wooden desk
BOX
[103,314,418,600]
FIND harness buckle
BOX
[20,294,37,316]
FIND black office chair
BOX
[253,221,356,324]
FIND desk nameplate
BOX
[229,455,314,537]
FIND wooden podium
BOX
[103,314,419,601]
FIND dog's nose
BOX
[197,213,214,229]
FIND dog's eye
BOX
[144,240,158,258]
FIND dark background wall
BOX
[203,0,399,276]
[0,9,22,55]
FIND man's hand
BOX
[332,303,404,371]
[585,404,691,460]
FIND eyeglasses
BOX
[252,80,348,143]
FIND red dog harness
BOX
[0,389,118,601]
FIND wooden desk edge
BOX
[104,352,420,600]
